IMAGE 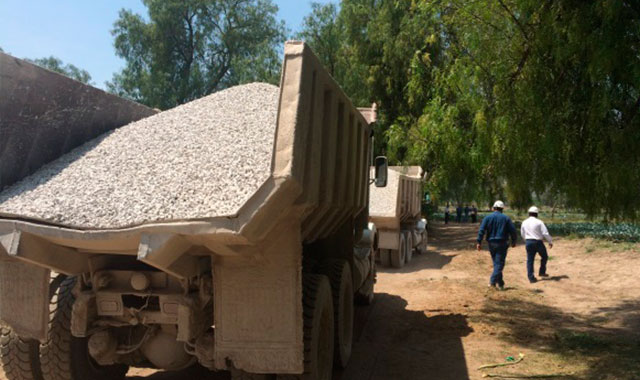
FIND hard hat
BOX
[493,200,505,209]
[528,206,539,214]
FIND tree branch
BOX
[496,0,529,40]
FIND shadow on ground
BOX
[474,297,640,379]
[336,293,472,380]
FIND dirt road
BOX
[4,223,639,379]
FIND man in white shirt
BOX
[520,206,553,283]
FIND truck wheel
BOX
[40,277,128,380]
[404,231,413,264]
[300,274,334,380]
[319,260,353,369]
[379,249,391,267]
[0,326,42,380]
[390,234,406,268]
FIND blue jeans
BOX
[488,241,509,286]
[525,240,548,280]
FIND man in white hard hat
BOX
[520,206,553,283]
[477,200,518,290]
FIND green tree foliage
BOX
[108,0,286,109]
[27,56,92,84]
[296,2,369,107]
[329,0,640,219]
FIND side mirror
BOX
[374,156,388,187]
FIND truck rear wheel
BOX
[404,231,413,264]
[390,234,406,268]
[40,277,128,380]
[0,326,42,380]
[293,274,334,380]
[379,249,391,267]
[320,260,353,368]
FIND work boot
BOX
[539,273,549,277]
[529,277,538,283]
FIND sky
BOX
[0,0,334,89]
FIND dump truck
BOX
[0,41,385,380]
[369,166,427,268]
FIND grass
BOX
[554,330,610,352]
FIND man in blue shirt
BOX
[476,200,517,290]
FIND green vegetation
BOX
[299,1,640,221]
[554,330,610,352]
[108,0,285,110]
[27,56,92,84]
[547,223,640,243]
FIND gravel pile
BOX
[369,168,400,218]
[0,83,280,229]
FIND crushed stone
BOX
[0,83,280,229]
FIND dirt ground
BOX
[3,222,640,379]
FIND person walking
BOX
[476,201,517,290]
[520,206,553,283]
[463,205,470,223]
[444,203,451,224]
[471,205,478,223]
[456,205,462,223]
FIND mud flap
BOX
[0,258,50,341]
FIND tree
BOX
[107,0,286,110]
[27,56,92,84]
[296,2,369,107]
[326,0,640,219]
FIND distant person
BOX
[471,205,478,223]
[521,206,553,283]
[456,205,462,223]
[444,203,451,224]
[464,205,470,223]
[476,201,517,290]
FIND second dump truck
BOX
[369,166,427,268]
[0,42,385,380]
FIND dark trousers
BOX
[444,212,450,224]
[471,214,477,223]
[525,239,548,280]
[488,241,509,286]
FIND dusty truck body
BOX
[0,52,157,191]
[0,42,381,380]
[369,166,427,268]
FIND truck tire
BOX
[279,274,334,380]
[404,231,413,264]
[390,234,406,268]
[0,274,67,380]
[379,249,391,267]
[319,260,353,369]
[40,277,128,380]
[0,327,42,380]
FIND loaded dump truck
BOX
[0,41,385,380]
[369,166,427,268]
